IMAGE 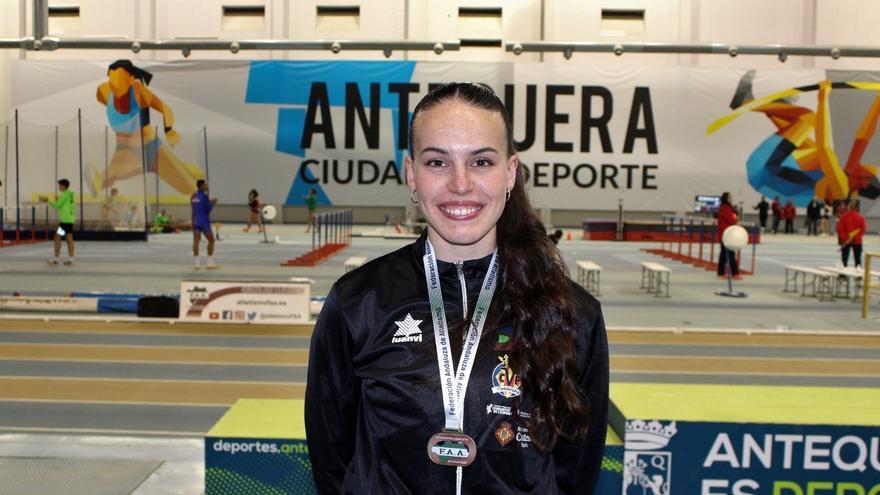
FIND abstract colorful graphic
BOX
[94,59,204,199]
[708,70,880,206]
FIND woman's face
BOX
[406,99,518,261]
[108,68,133,98]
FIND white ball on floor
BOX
[722,225,749,250]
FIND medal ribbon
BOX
[423,240,499,433]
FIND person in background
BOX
[122,205,140,229]
[716,192,741,280]
[191,179,218,270]
[304,187,318,233]
[837,201,867,268]
[771,196,782,234]
[100,187,120,229]
[753,196,769,231]
[151,209,175,233]
[820,202,832,236]
[783,199,796,234]
[806,196,822,236]
[549,229,564,245]
[39,179,76,266]
[243,188,264,233]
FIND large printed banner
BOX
[623,419,880,495]
[9,60,880,214]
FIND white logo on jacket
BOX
[392,313,423,343]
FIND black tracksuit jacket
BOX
[305,234,609,494]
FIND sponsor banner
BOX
[0,296,98,312]
[205,437,315,494]
[179,279,310,324]
[623,419,880,495]
[11,61,880,214]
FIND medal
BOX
[422,240,499,469]
[427,431,478,467]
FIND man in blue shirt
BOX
[191,179,218,269]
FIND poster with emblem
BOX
[622,419,880,495]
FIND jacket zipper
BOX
[456,261,468,320]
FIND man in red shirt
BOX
[783,199,796,234]
[837,201,867,268]
[716,192,741,279]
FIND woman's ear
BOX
[405,155,416,191]
[507,155,519,191]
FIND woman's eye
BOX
[426,159,444,167]
[473,158,492,167]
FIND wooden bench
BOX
[640,261,671,298]
[783,265,834,302]
[575,261,602,295]
[343,256,367,273]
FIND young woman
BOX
[716,191,741,279]
[243,188,263,233]
[305,83,608,494]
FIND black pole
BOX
[54,125,58,189]
[104,126,109,197]
[202,126,209,183]
[77,109,84,233]
[3,125,9,225]
[154,125,159,217]
[14,109,20,234]
[139,125,148,235]
[616,198,623,241]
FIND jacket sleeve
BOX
[857,216,867,240]
[47,193,67,210]
[305,288,361,494]
[553,305,610,495]
[836,214,847,243]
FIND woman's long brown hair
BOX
[410,83,589,452]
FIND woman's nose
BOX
[448,164,474,193]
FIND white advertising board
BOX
[0,296,98,312]
[179,279,310,324]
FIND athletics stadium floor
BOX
[0,225,878,494]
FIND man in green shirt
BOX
[151,209,173,233]
[39,179,76,265]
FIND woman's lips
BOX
[438,204,483,220]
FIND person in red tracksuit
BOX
[783,199,796,234]
[837,201,867,268]
[771,196,782,233]
[716,192,741,279]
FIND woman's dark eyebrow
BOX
[420,146,449,155]
[470,147,499,155]
[419,146,499,155]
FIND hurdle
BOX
[281,209,353,267]
[644,215,758,275]
[0,206,50,247]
